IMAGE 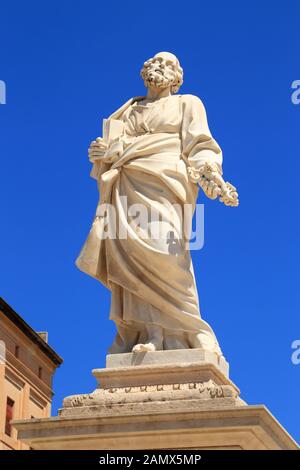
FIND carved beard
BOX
[143,66,175,90]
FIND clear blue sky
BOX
[1,0,299,443]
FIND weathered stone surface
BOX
[12,358,299,450]
[93,361,233,390]
[13,406,299,450]
[60,360,240,418]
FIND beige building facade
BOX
[0,297,62,450]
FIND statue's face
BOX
[141,52,181,92]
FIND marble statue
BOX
[76,52,239,356]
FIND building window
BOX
[15,345,19,358]
[5,397,14,436]
[38,367,42,379]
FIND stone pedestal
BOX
[13,350,298,450]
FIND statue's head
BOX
[140,52,183,94]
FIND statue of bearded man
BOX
[76,52,238,356]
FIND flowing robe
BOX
[76,94,223,353]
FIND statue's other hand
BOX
[193,163,239,207]
[198,175,221,200]
[188,164,221,200]
[88,137,107,162]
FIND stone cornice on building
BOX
[0,297,63,367]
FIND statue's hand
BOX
[197,172,222,200]
[88,137,107,163]
[188,163,239,207]
[188,164,221,200]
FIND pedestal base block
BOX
[13,351,299,450]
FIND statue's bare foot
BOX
[132,324,163,353]
[132,342,156,353]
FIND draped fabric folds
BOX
[76,94,223,354]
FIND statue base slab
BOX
[13,353,298,450]
[105,348,229,377]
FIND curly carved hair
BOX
[140,56,184,94]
